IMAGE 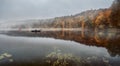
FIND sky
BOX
[0,0,114,21]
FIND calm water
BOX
[0,30,120,66]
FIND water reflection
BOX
[0,29,120,66]
[2,29,120,56]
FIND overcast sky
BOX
[0,0,114,21]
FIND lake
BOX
[0,30,120,66]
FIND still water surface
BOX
[0,31,120,66]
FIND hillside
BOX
[12,0,120,30]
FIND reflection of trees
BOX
[5,29,120,56]
[107,44,120,56]
[54,30,120,57]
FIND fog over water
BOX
[0,0,120,66]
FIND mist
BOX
[0,0,114,21]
